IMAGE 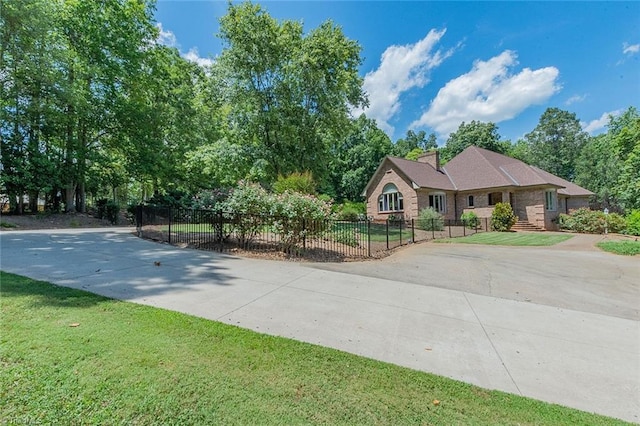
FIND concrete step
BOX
[512,221,543,231]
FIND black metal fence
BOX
[135,206,490,261]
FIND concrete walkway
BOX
[1,228,638,423]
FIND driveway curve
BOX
[1,229,638,423]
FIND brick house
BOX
[362,146,593,230]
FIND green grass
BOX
[597,240,640,256]
[0,220,17,228]
[0,272,626,425]
[436,232,573,246]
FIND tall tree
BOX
[575,134,621,209]
[442,120,506,162]
[525,108,588,181]
[216,2,366,183]
[392,130,436,158]
[328,114,392,201]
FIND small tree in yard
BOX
[270,191,332,251]
[491,202,517,231]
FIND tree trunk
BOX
[28,190,38,213]
[65,184,75,212]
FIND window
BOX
[488,192,502,206]
[378,183,403,212]
[468,195,474,207]
[428,193,446,213]
[545,190,556,211]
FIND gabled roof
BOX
[363,145,593,197]
[442,146,558,191]
[387,157,455,190]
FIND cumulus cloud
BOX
[353,29,455,135]
[623,42,640,55]
[565,94,587,106]
[410,50,560,136]
[156,23,213,69]
[183,48,214,68]
[582,109,622,134]
[156,23,178,48]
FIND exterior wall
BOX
[567,196,590,212]
[366,166,418,220]
[415,189,456,220]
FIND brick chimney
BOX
[417,150,440,171]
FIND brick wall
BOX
[366,165,417,220]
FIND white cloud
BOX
[565,94,587,106]
[582,109,622,134]
[156,23,178,48]
[410,50,560,136]
[183,48,214,68]
[623,42,640,55]
[353,29,454,135]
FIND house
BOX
[362,146,593,230]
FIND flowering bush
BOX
[221,182,272,246]
[270,191,332,250]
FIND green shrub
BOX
[491,202,517,232]
[334,201,366,221]
[96,199,120,224]
[558,208,626,234]
[270,191,332,249]
[192,188,230,210]
[417,207,444,231]
[273,171,316,195]
[461,211,480,229]
[221,182,272,245]
[626,210,640,236]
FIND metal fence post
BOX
[399,219,402,246]
[411,219,415,243]
[136,204,142,236]
[432,219,435,240]
[302,219,306,251]
[367,220,371,257]
[386,219,389,250]
[448,220,452,238]
[168,207,172,245]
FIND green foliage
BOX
[217,2,366,182]
[461,211,480,229]
[270,191,332,249]
[557,208,626,234]
[625,210,640,236]
[442,121,507,162]
[525,108,588,181]
[329,115,393,201]
[334,201,366,221]
[95,199,120,224]
[392,130,436,158]
[221,182,272,245]
[417,207,444,231]
[191,188,231,211]
[490,202,517,232]
[273,172,316,195]
[575,134,621,209]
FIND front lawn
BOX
[597,240,640,256]
[0,272,622,425]
[435,232,573,246]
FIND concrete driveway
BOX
[1,229,638,423]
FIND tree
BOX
[442,121,506,162]
[216,2,366,183]
[392,130,436,158]
[575,134,621,209]
[525,108,588,181]
[328,114,392,201]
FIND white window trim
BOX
[429,192,447,214]
[378,184,404,212]
[545,190,556,211]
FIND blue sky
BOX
[154,1,640,144]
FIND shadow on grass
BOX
[1,271,112,308]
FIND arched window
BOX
[378,183,404,212]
